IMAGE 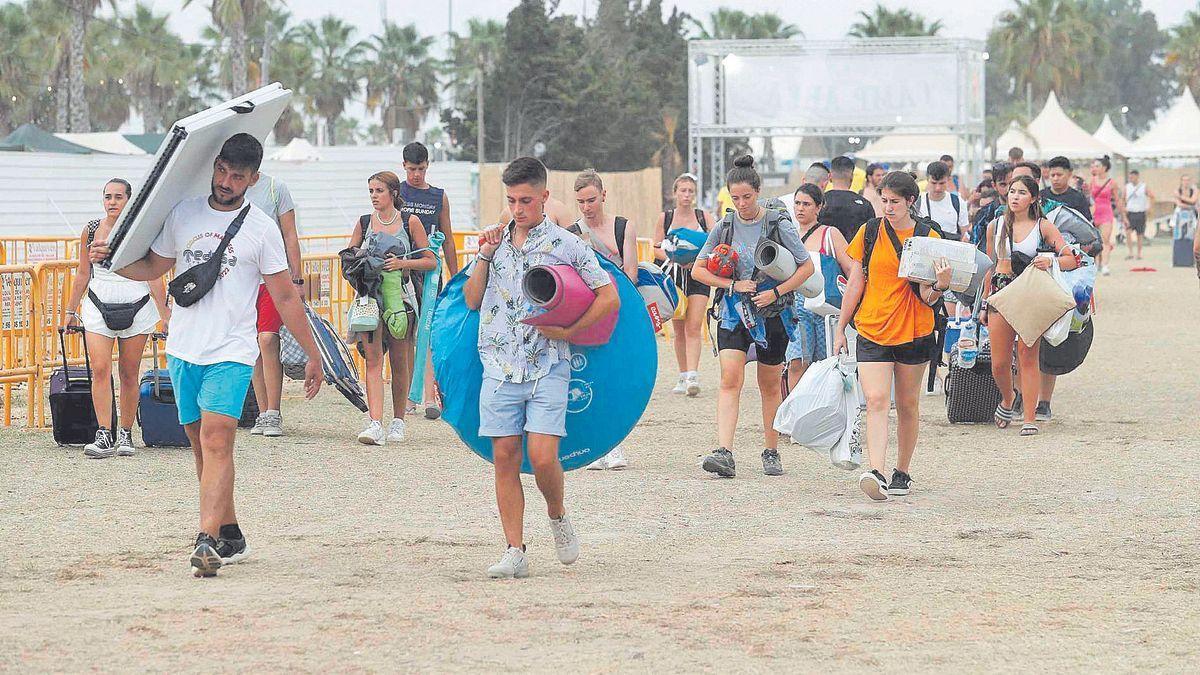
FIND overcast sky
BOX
[147,0,1195,46]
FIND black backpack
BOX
[861,215,948,390]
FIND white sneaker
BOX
[686,374,700,397]
[250,414,267,435]
[859,470,889,502]
[487,546,530,579]
[357,420,386,446]
[605,446,628,470]
[549,513,579,564]
[261,411,283,437]
[671,375,687,395]
[387,418,407,443]
[585,455,608,470]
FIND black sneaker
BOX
[1035,401,1052,422]
[190,533,222,578]
[887,468,912,496]
[702,447,736,478]
[215,534,251,564]
[761,449,783,476]
[859,469,889,501]
[84,428,116,459]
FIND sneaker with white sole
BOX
[549,514,579,564]
[585,454,608,470]
[605,446,628,470]
[387,418,407,442]
[859,469,889,501]
[190,533,222,578]
[671,375,687,395]
[686,374,700,397]
[84,428,116,459]
[115,428,136,457]
[357,420,386,446]
[250,413,268,435]
[487,546,530,579]
[261,411,283,437]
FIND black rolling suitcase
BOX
[944,342,1004,424]
[138,333,191,447]
[238,388,258,428]
[1173,237,1195,267]
[48,327,114,445]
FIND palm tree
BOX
[990,0,1096,103]
[184,0,276,96]
[690,9,801,39]
[66,0,117,131]
[848,5,944,37]
[1167,8,1200,94]
[295,16,365,145]
[117,3,196,132]
[0,4,37,132]
[449,18,504,162]
[364,22,440,145]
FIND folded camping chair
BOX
[304,304,368,412]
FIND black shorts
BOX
[857,334,935,365]
[716,316,788,366]
[670,264,712,298]
[1127,212,1147,235]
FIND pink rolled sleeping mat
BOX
[521,264,618,346]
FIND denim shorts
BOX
[166,356,253,425]
[479,359,571,438]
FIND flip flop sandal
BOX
[1020,423,1039,436]
[995,404,1015,429]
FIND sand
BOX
[2,242,1198,672]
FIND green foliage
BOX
[848,5,943,37]
[688,8,801,39]
[1167,5,1200,94]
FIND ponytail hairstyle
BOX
[104,178,132,198]
[1095,155,1111,172]
[1002,175,1042,248]
[725,155,762,191]
[368,171,405,211]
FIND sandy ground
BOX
[2,241,1198,672]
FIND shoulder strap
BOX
[950,193,961,219]
[862,218,881,280]
[86,220,100,246]
[269,176,278,211]
[801,223,822,243]
[696,209,707,231]
[359,214,371,237]
[662,209,673,229]
[614,216,628,259]
[717,212,736,246]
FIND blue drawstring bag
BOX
[432,255,656,473]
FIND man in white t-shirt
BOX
[89,134,322,578]
[1124,169,1155,260]
[918,160,968,241]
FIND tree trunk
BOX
[230,17,248,95]
[55,67,69,132]
[476,68,485,164]
[68,7,89,132]
[326,117,336,146]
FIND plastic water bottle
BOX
[956,319,978,369]
[1072,284,1092,323]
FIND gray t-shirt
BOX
[245,173,296,228]
[697,210,810,281]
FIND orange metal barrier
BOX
[1,236,81,266]
[1,264,40,426]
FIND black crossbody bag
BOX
[87,290,150,331]
[168,204,251,307]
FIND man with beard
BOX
[89,134,323,578]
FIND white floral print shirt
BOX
[478,218,611,383]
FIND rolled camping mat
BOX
[1039,318,1094,376]
[432,255,656,473]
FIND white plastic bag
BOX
[1043,257,1074,347]
[830,375,864,470]
[773,356,852,452]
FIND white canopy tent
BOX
[994,121,1038,158]
[55,132,147,155]
[269,137,323,162]
[858,132,960,163]
[1092,115,1135,157]
[993,92,1114,160]
[1130,87,1200,159]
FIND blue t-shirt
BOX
[399,182,444,236]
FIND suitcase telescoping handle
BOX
[150,331,167,399]
[58,326,93,385]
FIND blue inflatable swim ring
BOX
[432,255,657,473]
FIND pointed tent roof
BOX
[0,124,93,154]
[994,120,1038,159]
[860,132,960,163]
[1131,87,1200,159]
[268,137,322,162]
[1016,92,1115,160]
[1092,115,1134,157]
[123,133,168,154]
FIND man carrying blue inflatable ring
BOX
[463,157,620,579]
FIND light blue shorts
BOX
[785,304,827,365]
[166,356,253,425]
[479,360,570,438]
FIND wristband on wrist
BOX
[478,254,493,263]
[772,288,781,300]
[291,278,304,285]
